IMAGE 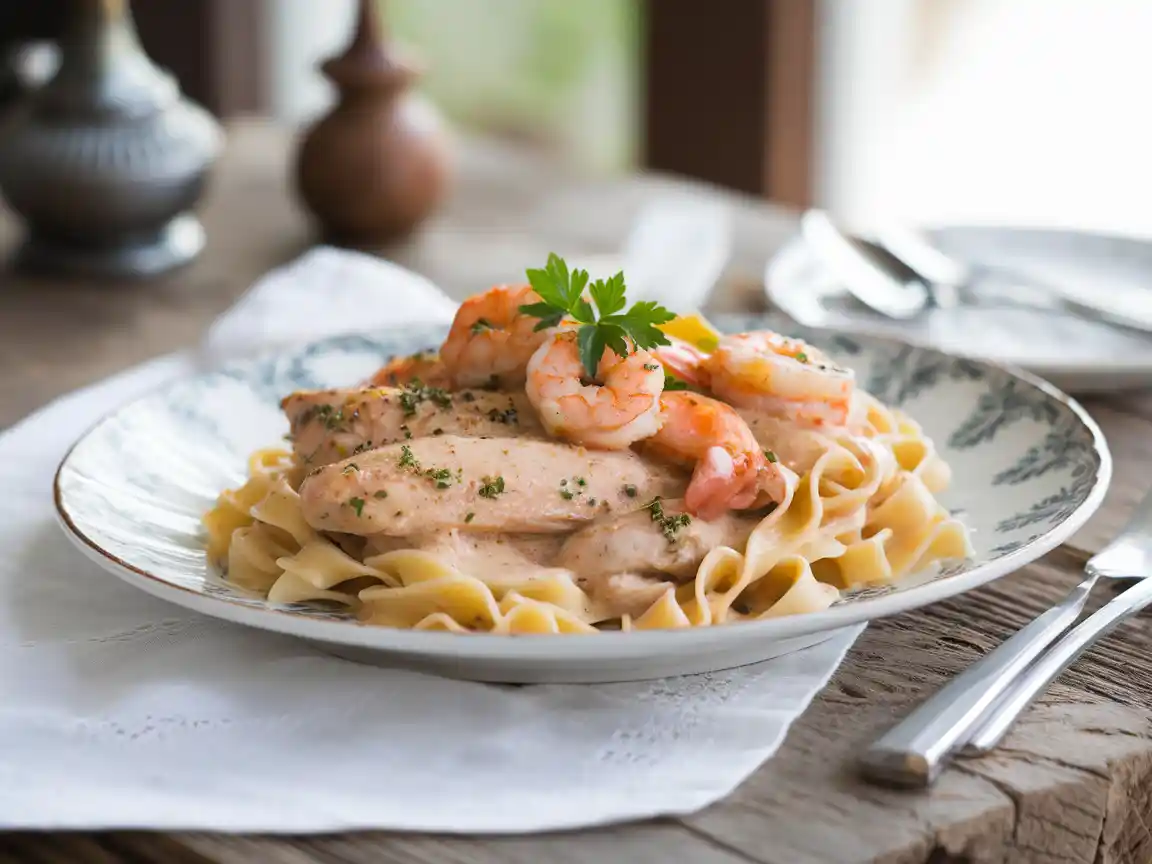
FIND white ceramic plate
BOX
[767,225,1152,392]
[54,319,1111,683]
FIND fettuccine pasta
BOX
[203,264,972,634]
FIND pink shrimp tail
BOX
[685,447,762,520]
[654,342,712,389]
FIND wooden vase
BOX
[294,0,452,248]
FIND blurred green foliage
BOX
[385,0,639,171]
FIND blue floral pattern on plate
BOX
[53,317,1111,657]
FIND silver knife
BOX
[961,573,1152,754]
[859,484,1152,788]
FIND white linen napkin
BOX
[0,247,863,834]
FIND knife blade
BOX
[961,574,1152,755]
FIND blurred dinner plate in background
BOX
[768,225,1152,393]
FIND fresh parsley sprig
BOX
[520,253,677,378]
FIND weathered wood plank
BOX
[1093,389,1152,424]
[0,834,137,864]
[167,824,755,864]
[685,549,1152,864]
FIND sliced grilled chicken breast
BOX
[299,435,687,536]
[283,386,542,466]
[556,502,759,582]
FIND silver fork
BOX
[859,486,1152,788]
[801,210,1152,334]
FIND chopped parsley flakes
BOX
[764,449,778,463]
[486,404,519,425]
[478,476,506,499]
[348,496,365,517]
[559,476,590,501]
[397,445,459,489]
[342,463,359,475]
[643,497,691,544]
[398,380,452,417]
[423,466,459,489]
[300,403,345,430]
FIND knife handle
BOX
[962,576,1152,754]
[858,574,1097,788]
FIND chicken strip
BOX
[556,503,761,618]
[366,530,572,585]
[586,573,672,620]
[299,435,687,536]
[556,502,760,583]
[283,386,542,467]
[736,410,832,475]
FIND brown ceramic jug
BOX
[294,0,452,247]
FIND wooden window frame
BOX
[133,0,270,118]
[7,0,814,202]
[0,0,272,118]
[642,0,817,207]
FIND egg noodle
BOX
[203,391,972,634]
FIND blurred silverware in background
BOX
[800,210,928,320]
[800,210,1152,334]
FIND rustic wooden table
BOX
[1,122,1150,864]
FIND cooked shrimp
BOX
[651,340,712,390]
[642,391,786,520]
[366,351,452,389]
[439,284,550,389]
[706,331,855,427]
[525,329,665,450]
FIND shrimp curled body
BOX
[525,330,665,450]
[706,331,856,428]
[367,351,452,389]
[440,284,550,389]
[643,391,786,521]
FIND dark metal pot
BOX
[0,0,223,279]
